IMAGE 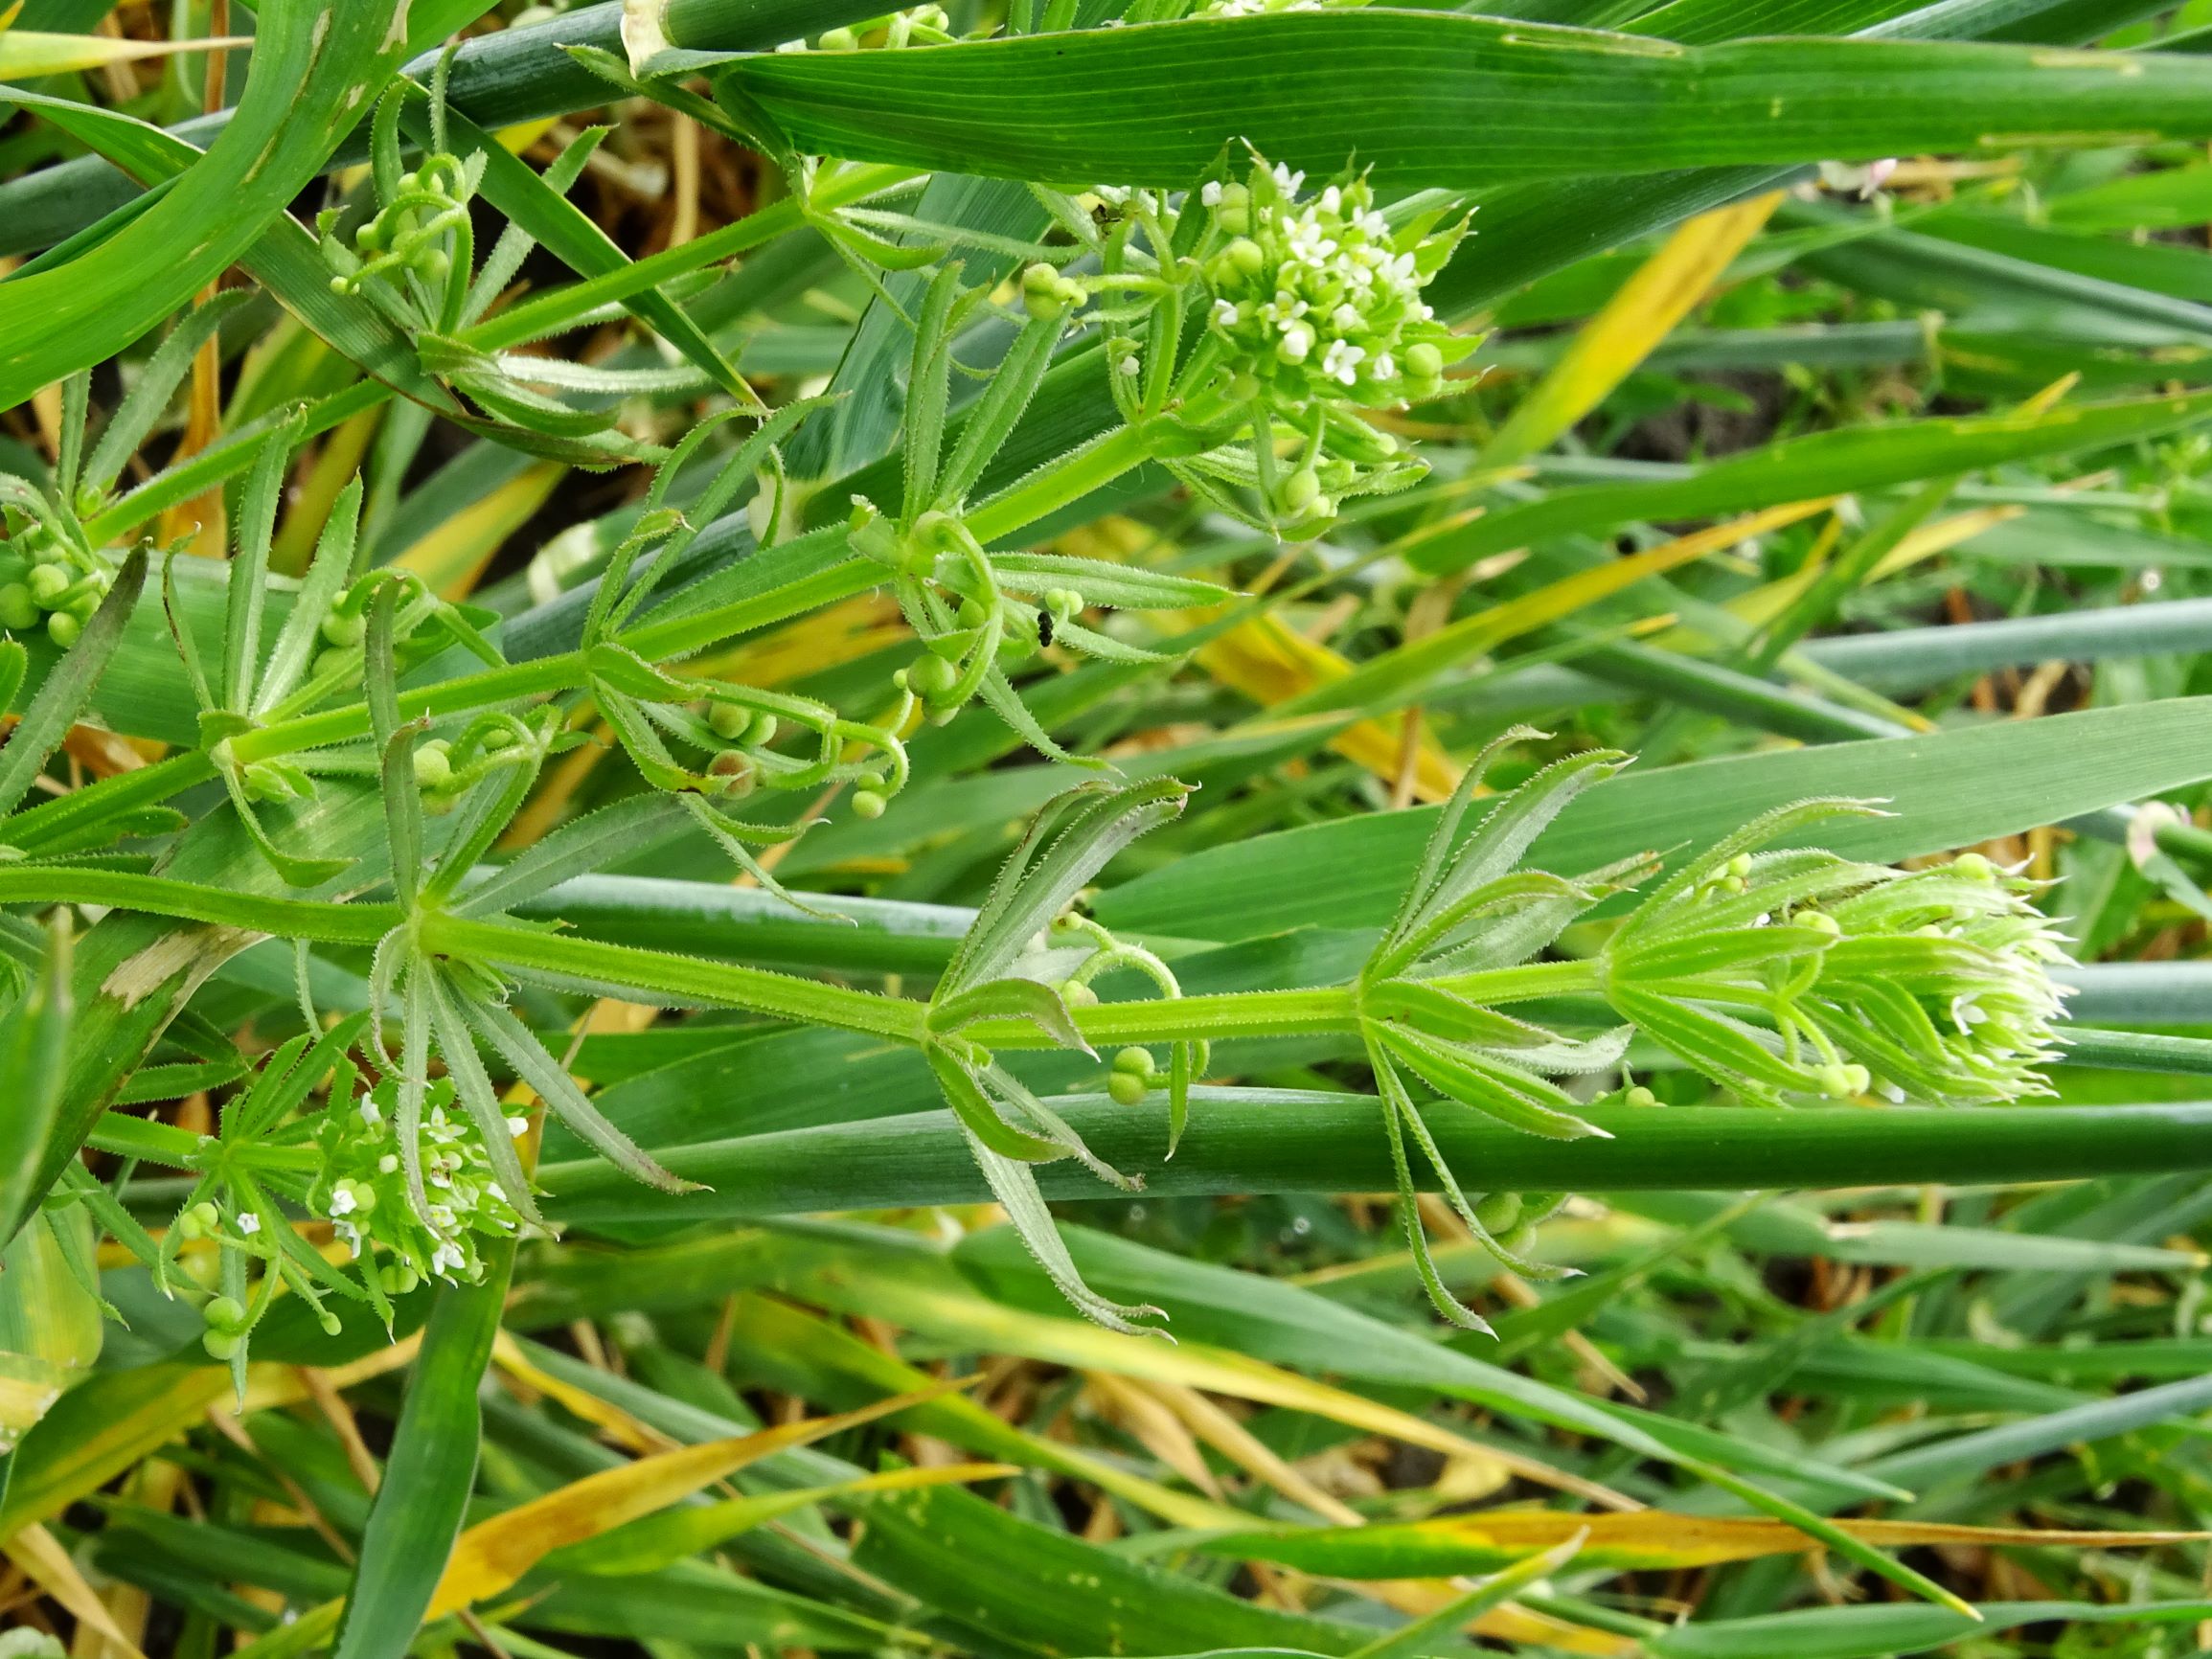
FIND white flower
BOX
[237,1212,262,1236]
[1201,180,1223,206]
[1320,337,1365,385]
[1118,353,1141,376]
[1373,352,1394,379]
[328,1186,356,1217]
[506,1115,530,1138]
[1277,324,1313,363]
[1213,299,1240,326]
[357,1099,382,1127]
[431,1239,467,1279]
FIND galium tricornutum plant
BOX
[0,56,2078,1364]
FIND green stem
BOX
[1423,959,1605,1006]
[966,421,1158,544]
[622,557,883,663]
[462,164,917,353]
[984,987,1359,1050]
[422,913,927,1043]
[0,869,399,943]
[231,652,587,764]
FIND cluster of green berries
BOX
[1106,1045,1156,1105]
[329,154,470,297]
[1200,162,1470,419]
[1021,261,1089,322]
[309,1077,523,1290]
[0,546,113,648]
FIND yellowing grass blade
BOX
[0,31,249,78]
[3,1520,151,1659]
[395,461,566,600]
[554,1462,1019,1578]
[1197,612,1462,801]
[796,1264,1634,1511]
[1481,191,1783,468]
[1205,1509,2212,1579]
[424,1374,973,1618]
[1722,503,2022,631]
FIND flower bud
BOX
[1279,468,1321,513]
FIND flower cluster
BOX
[1605,825,2074,1107]
[308,1076,525,1291]
[1200,161,1469,416]
[1796,855,2072,1105]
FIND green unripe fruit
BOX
[1473,1191,1522,1235]
[1022,261,1068,321]
[1061,981,1098,1009]
[398,170,420,193]
[852,788,886,820]
[201,1329,242,1361]
[956,596,991,630]
[320,610,367,648]
[819,24,857,48]
[1222,235,1264,274]
[1280,468,1321,513]
[0,584,38,632]
[26,564,71,605]
[746,712,779,748]
[1624,1085,1658,1108]
[318,1308,344,1336]
[412,740,453,789]
[355,218,384,251]
[44,611,79,649]
[1107,1070,1149,1106]
[708,700,752,741]
[379,1263,421,1296]
[1112,1046,1156,1079]
[1404,342,1444,380]
[203,1295,247,1331]
[905,653,959,698]
[1798,910,1841,936]
[1952,852,1995,881]
[1500,1221,1539,1256]
[417,247,450,282]
[1225,371,1262,402]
